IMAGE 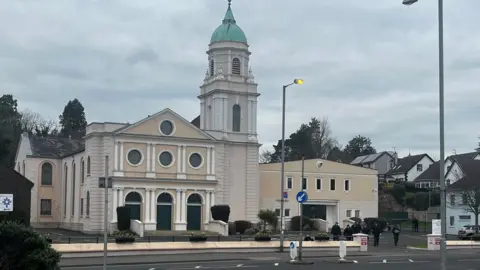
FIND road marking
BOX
[148,268,156,270]
[459,259,480,262]
[195,267,201,269]
[353,260,358,263]
[409,259,414,262]
[383,259,387,263]
[274,263,279,266]
[236,264,243,267]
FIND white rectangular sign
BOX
[432,219,441,235]
[0,194,13,212]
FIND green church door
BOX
[187,205,202,231]
[156,205,172,231]
[126,204,141,221]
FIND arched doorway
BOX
[187,193,203,231]
[156,193,173,231]
[125,192,142,221]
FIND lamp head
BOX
[402,0,418,5]
[294,79,304,85]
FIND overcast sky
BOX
[1,0,479,160]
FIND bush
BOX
[290,216,315,231]
[228,222,236,235]
[315,232,330,241]
[112,231,136,244]
[363,217,387,231]
[244,228,256,235]
[189,232,207,242]
[211,205,231,223]
[117,206,131,231]
[0,221,61,269]
[470,234,480,241]
[234,220,252,234]
[258,209,278,230]
[392,184,406,205]
[254,230,271,241]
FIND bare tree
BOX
[309,117,338,159]
[259,150,273,163]
[20,109,58,136]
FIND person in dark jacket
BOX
[352,222,361,234]
[343,225,353,240]
[372,222,381,246]
[392,225,400,246]
[331,222,341,240]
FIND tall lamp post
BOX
[279,78,304,252]
[402,1,446,270]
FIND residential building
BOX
[13,1,261,233]
[445,158,480,235]
[414,152,480,188]
[386,154,434,182]
[259,159,378,230]
[350,151,396,181]
[0,167,34,226]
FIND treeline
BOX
[0,94,87,168]
[260,117,377,164]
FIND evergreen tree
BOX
[59,99,87,138]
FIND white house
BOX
[386,154,434,182]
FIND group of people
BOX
[329,221,401,246]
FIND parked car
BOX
[458,225,480,239]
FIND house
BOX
[0,167,34,226]
[13,1,261,234]
[386,154,434,182]
[350,151,396,181]
[414,152,480,188]
[259,159,378,230]
[445,158,480,235]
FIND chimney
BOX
[394,152,398,165]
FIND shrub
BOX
[189,232,207,242]
[0,221,61,269]
[228,222,236,235]
[254,230,271,241]
[392,184,406,205]
[315,232,330,241]
[244,228,256,235]
[258,209,278,230]
[211,205,231,223]
[363,217,387,231]
[470,234,480,241]
[234,220,252,234]
[290,216,315,231]
[117,206,131,231]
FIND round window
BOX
[159,151,173,167]
[189,153,203,168]
[160,120,174,135]
[127,149,142,165]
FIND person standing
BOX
[373,222,381,247]
[331,222,341,241]
[392,225,401,246]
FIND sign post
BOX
[339,240,347,261]
[0,194,13,212]
[296,190,307,261]
[289,241,298,261]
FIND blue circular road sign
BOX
[296,191,308,204]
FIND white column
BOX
[211,191,215,207]
[118,187,124,206]
[177,147,182,173]
[205,191,211,223]
[247,100,252,133]
[175,189,181,222]
[181,190,187,222]
[207,146,211,174]
[252,101,257,133]
[151,144,156,172]
[223,98,228,130]
[212,98,216,130]
[146,143,151,172]
[119,142,124,171]
[114,142,119,171]
[150,189,156,223]
[200,101,205,129]
[211,147,215,175]
[182,145,186,173]
[112,188,118,222]
[145,188,151,222]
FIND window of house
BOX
[390,161,394,169]
[446,179,451,186]
[64,164,68,216]
[344,180,350,191]
[275,208,280,216]
[87,156,91,175]
[71,163,76,216]
[80,198,84,216]
[210,59,214,76]
[450,216,455,226]
[462,193,468,205]
[316,178,322,190]
[41,162,53,185]
[81,159,85,184]
[40,199,52,216]
[286,177,293,190]
[450,194,455,206]
[232,58,241,75]
[86,191,90,217]
[355,210,360,218]
[459,215,471,220]
[302,177,307,190]
[346,210,352,217]
[232,104,241,132]
[417,164,423,171]
[330,179,336,191]
[447,165,452,172]
[285,209,290,217]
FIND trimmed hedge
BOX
[117,206,131,231]
[211,205,231,223]
[364,217,387,231]
[234,220,252,234]
[290,216,315,231]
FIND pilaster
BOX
[174,189,187,231]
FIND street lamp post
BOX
[403,1,446,270]
[279,79,304,252]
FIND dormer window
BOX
[232,58,241,75]
[210,59,214,76]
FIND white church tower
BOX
[199,0,260,221]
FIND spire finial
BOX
[228,0,232,6]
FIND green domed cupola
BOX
[210,0,247,44]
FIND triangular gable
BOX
[115,108,215,141]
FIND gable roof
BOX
[191,115,200,128]
[350,151,393,165]
[387,154,433,176]
[415,151,479,183]
[448,159,480,190]
[0,166,34,189]
[114,108,215,140]
[28,136,85,158]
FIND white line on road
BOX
[148,268,156,270]
[236,264,243,267]
[409,259,414,262]
[195,266,201,269]
[459,259,480,262]
[383,259,387,263]
[274,263,279,266]
[353,260,358,263]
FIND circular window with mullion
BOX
[159,120,175,136]
[127,149,143,166]
[158,151,174,168]
[188,153,203,169]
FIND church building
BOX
[13,1,260,234]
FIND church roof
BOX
[210,0,247,44]
[28,136,85,158]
